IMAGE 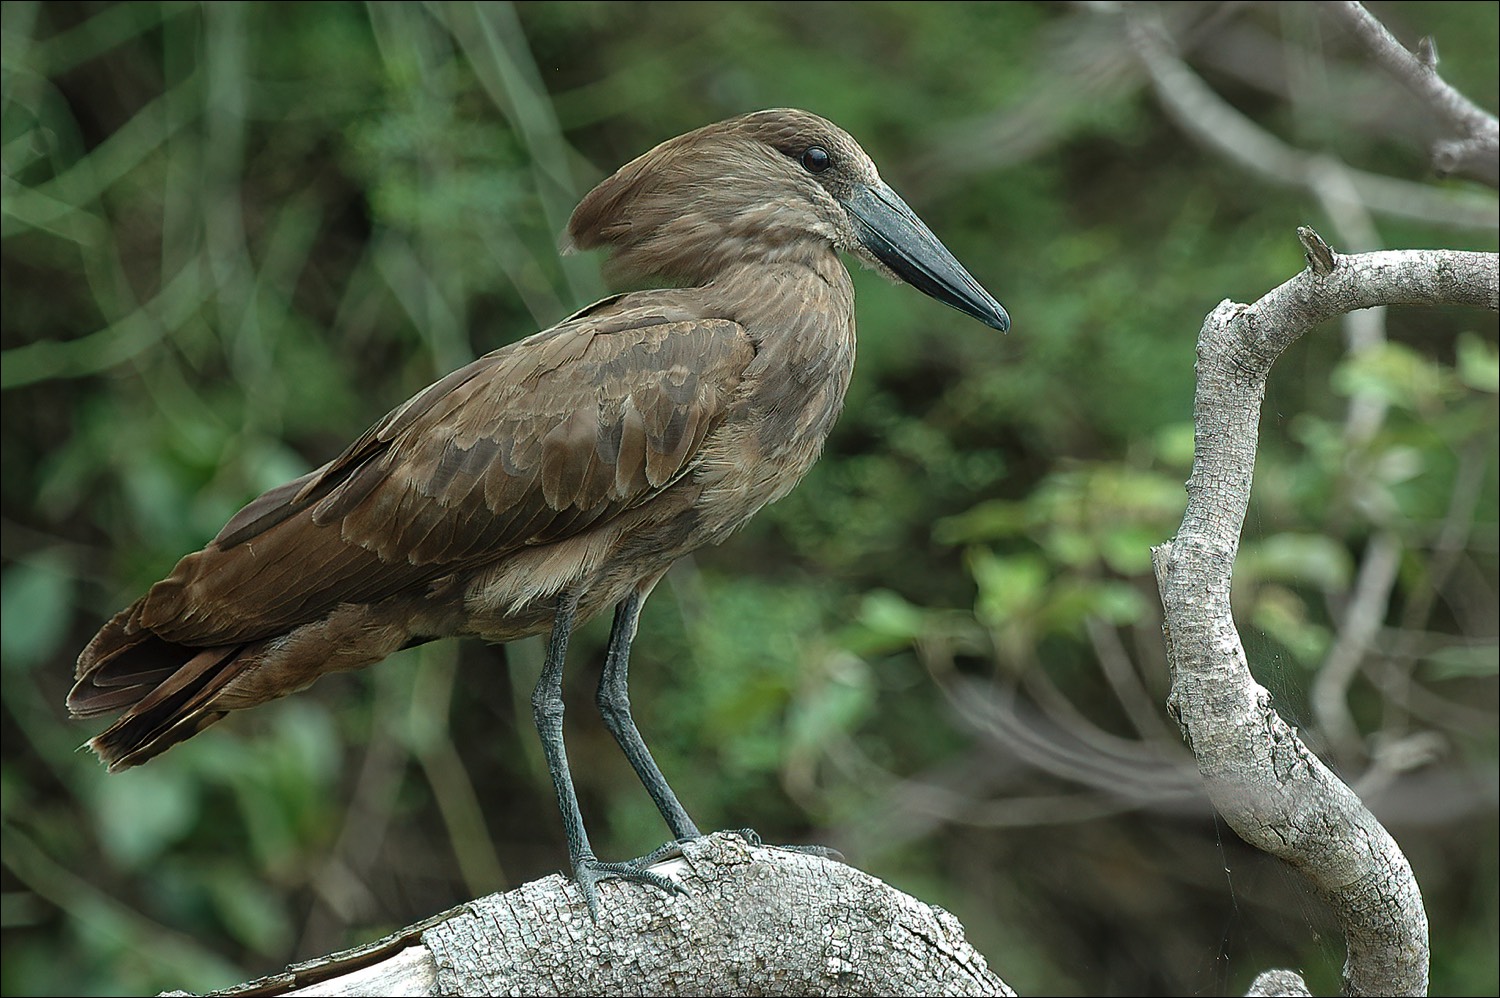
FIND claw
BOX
[627,838,691,870]
[726,827,844,863]
[572,853,690,921]
[566,831,841,920]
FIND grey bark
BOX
[1152,232,1498,997]
[175,832,1011,997]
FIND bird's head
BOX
[567,108,1009,332]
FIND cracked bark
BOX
[1151,234,1497,997]
[167,833,1011,997]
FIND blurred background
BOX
[2,2,1495,995]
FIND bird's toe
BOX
[725,827,844,863]
[572,855,689,920]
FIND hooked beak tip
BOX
[981,300,1011,334]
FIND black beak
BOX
[842,182,1009,333]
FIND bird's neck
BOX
[706,245,851,306]
[705,251,857,456]
[677,250,858,533]
[705,251,855,345]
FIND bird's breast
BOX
[690,304,857,540]
[458,258,858,637]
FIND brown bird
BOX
[69,108,1008,912]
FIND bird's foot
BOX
[569,831,842,919]
[572,852,688,921]
[625,829,844,866]
[624,837,693,869]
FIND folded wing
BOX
[69,295,755,762]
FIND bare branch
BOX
[176,834,1010,998]
[1323,1,1500,187]
[1127,12,1498,231]
[1298,225,1339,276]
[1153,233,1496,996]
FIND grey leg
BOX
[596,591,702,842]
[531,590,684,918]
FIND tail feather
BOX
[73,608,192,695]
[69,684,159,716]
[71,608,247,771]
[90,706,231,771]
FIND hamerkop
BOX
[70,108,1008,912]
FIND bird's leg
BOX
[597,592,845,870]
[596,591,702,845]
[531,589,685,918]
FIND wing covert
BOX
[134,300,754,645]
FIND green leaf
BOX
[857,589,931,643]
[92,765,200,868]
[785,653,874,762]
[1251,585,1331,667]
[933,499,1028,544]
[206,871,293,955]
[1099,526,1162,575]
[1456,332,1499,394]
[1422,643,1500,680]
[1238,534,1353,591]
[1332,342,1453,410]
[969,549,1047,626]
[1152,422,1196,468]
[0,553,75,672]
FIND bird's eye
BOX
[800,146,832,174]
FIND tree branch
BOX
[1323,1,1500,187]
[174,833,1011,997]
[1152,235,1497,997]
[1126,11,1498,230]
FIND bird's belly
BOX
[451,494,701,643]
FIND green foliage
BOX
[1,3,1495,996]
[2,553,76,671]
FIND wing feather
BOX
[119,295,754,649]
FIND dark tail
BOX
[70,607,242,771]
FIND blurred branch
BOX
[1126,9,1498,231]
[831,738,1152,834]
[1323,1,1500,187]
[1364,652,1498,739]
[1152,233,1496,996]
[1084,614,1181,742]
[0,258,209,388]
[179,833,1011,997]
[910,8,1143,191]
[0,818,240,986]
[1311,528,1402,760]
[947,676,1203,806]
[407,641,507,898]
